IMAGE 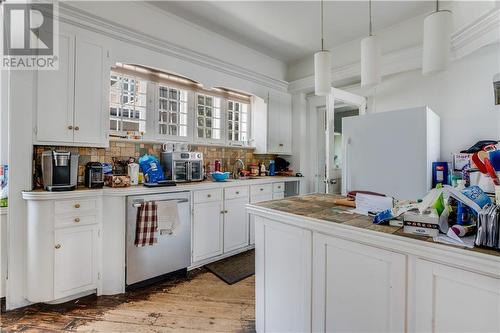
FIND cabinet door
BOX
[414,259,500,333]
[192,201,223,262]
[36,30,75,143]
[224,197,249,253]
[272,192,285,200]
[249,193,273,245]
[73,36,107,145]
[255,216,312,333]
[313,233,406,333]
[54,225,97,300]
[267,91,292,154]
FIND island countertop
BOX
[249,193,500,259]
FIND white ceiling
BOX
[149,1,436,63]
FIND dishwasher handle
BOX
[132,198,189,208]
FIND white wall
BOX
[370,43,500,161]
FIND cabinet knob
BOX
[279,143,284,147]
[260,188,264,191]
[220,210,225,214]
[74,218,80,223]
[55,244,61,249]
[207,194,211,198]
[74,126,80,131]
[236,191,240,194]
[225,210,228,213]
[67,125,73,130]
[74,204,80,208]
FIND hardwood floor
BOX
[0,269,255,332]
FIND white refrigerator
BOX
[341,106,440,200]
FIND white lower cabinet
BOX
[312,233,406,333]
[249,193,273,245]
[224,197,249,253]
[54,225,98,300]
[414,259,500,333]
[255,216,312,333]
[192,200,224,262]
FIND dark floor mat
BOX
[205,250,255,285]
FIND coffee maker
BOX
[42,151,79,191]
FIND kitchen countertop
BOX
[251,193,500,258]
[22,176,303,200]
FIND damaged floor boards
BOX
[1,269,256,332]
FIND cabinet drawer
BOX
[273,182,285,193]
[55,214,98,228]
[193,188,223,204]
[250,184,273,197]
[55,199,98,216]
[225,186,249,200]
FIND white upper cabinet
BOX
[36,30,75,143]
[35,24,109,147]
[252,91,292,155]
[73,36,108,145]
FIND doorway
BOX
[308,88,366,194]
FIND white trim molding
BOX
[57,3,289,92]
[288,7,500,94]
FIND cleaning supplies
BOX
[269,160,276,176]
[432,162,449,187]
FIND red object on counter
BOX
[214,160,221,172]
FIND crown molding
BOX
[57,3,289,92]
[288,8,500,94]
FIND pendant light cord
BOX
[436,0,439,12]
[369,0,373,36]
[320,0,324,51]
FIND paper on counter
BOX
[351,193,393,215]
[433,229,475,249]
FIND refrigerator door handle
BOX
[342,137,351,195]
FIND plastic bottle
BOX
[269,160,276,176]
[214,160,221,172]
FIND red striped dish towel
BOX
[135,201,158,247]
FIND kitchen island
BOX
[247,194,500,333]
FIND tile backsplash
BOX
[33,141,276,188]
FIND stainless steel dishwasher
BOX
[126,191,191,286]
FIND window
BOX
[109,73,147,134]
[158,85,188,137]
[227,100,249,143]
[196,93,221,140]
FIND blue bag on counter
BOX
[138,155,165,183]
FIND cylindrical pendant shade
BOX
[422,10,452,75]
[361,35,381,87]
[314,50,331,96]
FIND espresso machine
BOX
[41,151,79,191]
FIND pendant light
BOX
[314,0,331,96]
[422,0,452,75]
[360,0,381,87]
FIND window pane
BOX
[228,121,233,130]
[110,72,147,134]
[228,131,233,141]
[169,125,178,136]
[197,95,204,105]
[234,113,239,121]
[228,101,233,110]
[235,103,240,112]
[234,132,239,141]
[205,107,212,117]
[197,128,204,138]
[197,117,204,127]
[205,128,212,139]
[169,101,178,112]
[197,106,204,115]
[159,87,168,98]
[213,129,220,139]
[159,124,167,135]
[169,89,178,100]
[205,96,213,106]
[170,112,178,124]
[206,118,212,128]
[228,111,233,121]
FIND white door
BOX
[223,197,249,253]
[255,216,312,333]
[54,225,97,300]
[192,201,223,262]
[414,259,500,333]
[312,233,406,332]
[73,37,107,145]
[36,30,75,143]
[249,193,273,245]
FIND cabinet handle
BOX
[74,204,80,208]
[279,143,284,147]
[74,218,80,223]
[225,210,228,213]
[74,126,80,131]
[260,188,264,191]
[55,244,61,249]
[220,210,225,214]
[236,191,240,194]
[67,125,73,130]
